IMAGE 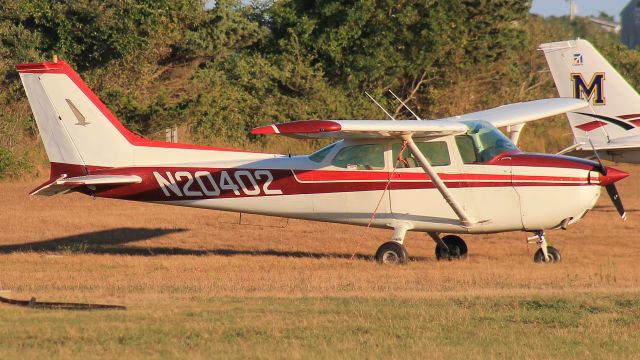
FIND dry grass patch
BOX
[0,163,639,357]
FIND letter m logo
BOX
[571,73,605,106]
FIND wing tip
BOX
[251,125,278,135]
[252,121,342,136]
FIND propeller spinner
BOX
[589,140,629,220]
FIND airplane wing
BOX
[441,98,588,128]
[252,98,588,139]
[30,174,142,196]
[252,119,468,139]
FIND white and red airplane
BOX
[17,59,629,265]
[540,39,640,163]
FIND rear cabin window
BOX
[331,144,385,170]
[392,141,450,168]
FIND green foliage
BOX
[268,1,467,91]
[0,1,638,174]
[265,0,529,118]
[177,0,268,62]
[0,146,14,177]
[0,0,203,70]
[0,145,29,178]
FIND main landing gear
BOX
[375,241,408,265]
[429,232,468,261]
[375,223,411,265]
[529,230,561,263]
[374,227,471,265]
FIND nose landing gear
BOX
[529,231,561,263]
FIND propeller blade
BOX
[605,184,627,220]
[588,138,607,175]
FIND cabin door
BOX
[389,139,483,230]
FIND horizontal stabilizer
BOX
[30,174,142,196]
[56,174,142,186]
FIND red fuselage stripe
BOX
[55,164,594,201]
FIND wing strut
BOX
[401,134,475,228]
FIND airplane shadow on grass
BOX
[0,227,427,261]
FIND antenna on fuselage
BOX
[388,90,422,120]
[365,91,396,120]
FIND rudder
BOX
[540,39,640,145]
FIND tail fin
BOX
[539,39,640,146]
[17,60,138,176]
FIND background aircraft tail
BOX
[17,60,137,176]
[540,39,640,147]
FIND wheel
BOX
[533,246,561,263]
[435,235,468,261]
[375,241,408,265]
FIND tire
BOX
[375,241,408,265]
[533,246,561,263]
[435,235,468,261]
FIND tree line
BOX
[0,0,637,177]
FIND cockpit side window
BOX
[309,143,337,163]
[455,136,477,164]
[331,144,385,170]
[392,141,450,168]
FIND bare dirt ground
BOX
[0,163,639,358]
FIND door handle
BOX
[500,157,512,161]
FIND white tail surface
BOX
[540,39,640,146]
[18,61,135,169]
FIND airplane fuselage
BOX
[59,137,603,235]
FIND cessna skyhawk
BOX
[17,58,628,265]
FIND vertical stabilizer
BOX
[17,60,135,174]
[540,39,640,146]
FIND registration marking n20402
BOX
[153,170,283,197]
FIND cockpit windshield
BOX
[309,142,338,163]
[460,120,518,162]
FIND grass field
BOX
[1,163,640,358]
